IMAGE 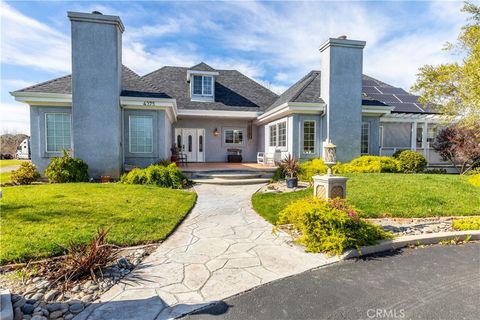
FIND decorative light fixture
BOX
[213,128,220,137]
[324,142,337,175]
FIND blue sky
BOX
[0,0,469,134]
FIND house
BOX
[11,11,447,178]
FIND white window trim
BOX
[45,112,72,153]
[361,122,370,154]
[128,115,154,154]
[191,75,214,101]
[302,120,316,154]
[268,119,287,151]
[223,128,246,146]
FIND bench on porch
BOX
[227,148,242,163]
[257,147,282,165]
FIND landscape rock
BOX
[68,303,84,314]
[117,256,132,269]
[44,290,59,302]
[13,307,23,320]
[13,297,26,308]
[21,303,35,315]
[31,316,47,320]
[48,310,63,319]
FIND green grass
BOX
[0,159,25,168]
[0,171,11,184]
[0,183,197,264]
[252,174,480,224]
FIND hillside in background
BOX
[1,133,29,155]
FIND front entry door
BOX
[175,128,205,162]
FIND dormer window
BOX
[192,75,213,96]
[187,68,219,102]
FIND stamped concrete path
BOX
[76,184,336,320]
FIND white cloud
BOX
[0,102,30,135]
[0,1,71,73]
[274,72,288,82]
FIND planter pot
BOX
[286,177,298,188]
[100,176,110,183]
[171,155,178,163]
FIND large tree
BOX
[412,1,480,128]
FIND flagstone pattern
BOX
[75,184,338,320]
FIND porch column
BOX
[422,121,428,159]
[411,121,417,151]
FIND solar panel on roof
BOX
[366,93,401,104]
[362,79,379,87]
[362,86,381,94]
[388,102,424,113]
[395,94,420,103]
[376,87,408,95]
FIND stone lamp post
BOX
[313,142,348,200]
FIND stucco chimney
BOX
[319,37,366,162]
[68,11,124,178]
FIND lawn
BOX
[0,183,197,264]
[0,159,25,168]
[252,174,480,224]
[0,171,11,184]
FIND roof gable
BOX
[189,62,216,72]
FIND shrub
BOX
[452,217,480,230]
[338,156,400,173]
[50,228,116,282]
[468,173,480,187]
[120,163,186,188]
[298,158,328,181]
[271,167,285,181]
[392,149,409,159]
[397,151,427,173]
[280,154,300,178]
[278,197,391,255]
[156,159,172,166]
[10,162,40,185]
[45,150,89,183]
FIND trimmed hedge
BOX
[120,163,187,189]
[278,197,391,255]
[337,156,400,174]
[397,151,427,173]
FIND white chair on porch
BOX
[257,147,282,165]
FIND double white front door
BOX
[175,128,205,162]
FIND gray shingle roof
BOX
[15,66,169,98]
[189,62,216,72]
[269,71,433,114]
[142,66,278,111]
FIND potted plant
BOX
[280,154,299,188]
[170,143,179,163]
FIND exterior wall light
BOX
[213,128,220,137]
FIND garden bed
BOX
[253,173,480,223]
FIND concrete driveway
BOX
[185,243,480,320]
[77,184,337,320]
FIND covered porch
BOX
[379,113,448,165]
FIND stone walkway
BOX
[76,184,337,320]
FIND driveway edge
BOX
[342,230,480,259]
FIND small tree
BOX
[433,125,480,174]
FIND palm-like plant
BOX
[280,154,299,179]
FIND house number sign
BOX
[143,101,156,106]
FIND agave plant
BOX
[280,154,300,179]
